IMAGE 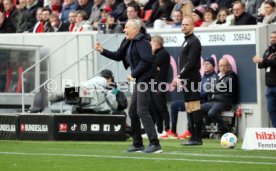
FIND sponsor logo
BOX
[0,124,16,132]
[80,124,87,131]
[71,124,77,131]
[59,123,68,132]
[20,124,48,132]
[255,132,276,140]
[91,124,100,131]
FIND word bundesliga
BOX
[62,78,233,93]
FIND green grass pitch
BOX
[0,139,275,171]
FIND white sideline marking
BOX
[166,151,276,160]
[0,151,275,165]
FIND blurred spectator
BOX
[104,13,122,33]
[106,0,123,11]
[109,2,144,32]
[215,8,233,26]
[0,12,4,31]
[50,0,62,15]
[89,0,106,30]
[15,0,28,33]
[146,0,174,27]
[201,7,216,27]
[97,6,112,32]
[25,0,41,32]
[170,10,183,28]
[0,0,18,33]
[261,0,276,24]
[0,0,4,12]
[154,10,183,29]
[72,10,92,32]
[258,0,276,17]
[171,0,194,17]
[49,13,69,32]
[99,6,112,23]
[233,1,257,25]
[60,0,77,23]
[32,7,43,32]
[111,0,139,23]
[192,8,203,27]
[41,7,52,32]
[191,0,208,6]
[207,0,233,13]
[76,0,93,17]
[68,10,77,31]
[242,0,263,17]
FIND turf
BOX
[0,138,275,171]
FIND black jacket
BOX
[101,33,156,82]
[146,0,174,27]
[207,0,233,11]
[154,47,170,83]
[0,7,18,33]
[234,12,257,25]
[211,71,238,105]
[258,46,276,87]
[25,1,40,32]
[179,33,201,81]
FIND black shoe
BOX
[126,145,145,152]
[181,139,203,146]
[143,144,163,153]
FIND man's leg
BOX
[128,86,143,148]
[137,82,162,153]
[171,100,185,133]
[150,92,164,133]
[207,102,231,132]
[266,87,276,128]
[152,91,170,131]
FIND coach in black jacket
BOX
[95,19,162,153]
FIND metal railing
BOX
[21,33,119,113]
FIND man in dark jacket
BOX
[24,0,41,32]
[201,58,238,133]
[149,34,171,135]
[0,0,18,33]
[233,1,257,25]
[95,19,162,153]
[172,16,203,145]
[253,31,276,128]
[207,0,233,12]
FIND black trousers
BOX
[150,91,170,133]
[129,82,159,146]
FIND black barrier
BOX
[0,114,18,140]
[53,114,128,141]
[18,115,53,140]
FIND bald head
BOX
[219,58,231,74]
[182,16,195,35]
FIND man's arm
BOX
[95,42,124,61]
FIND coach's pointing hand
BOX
[95,42,103,53]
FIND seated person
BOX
[201,58,238,134]
[99,69,128,115]
[161,57,218,139]
[47,70,127,114]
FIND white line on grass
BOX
[166,151,276,160]
[0,151,275,165]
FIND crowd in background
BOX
[0,0,276,34]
